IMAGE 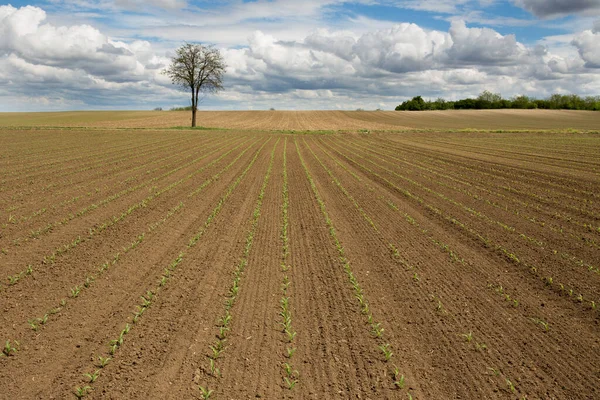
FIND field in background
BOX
[1,109,599,131]
[0,113,599,399]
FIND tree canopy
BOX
[163,43,226,127]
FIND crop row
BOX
[295,139,411,394]
[1,137,251,291]
[278,138,299,390]
[1,135,217,230]
[0,134,194,211]
[0,136,227,233]
[347,139,600,269]
[16,139,258,340]
[70,138,271,398]
[385,138,599,218]
[321,138,599,313]
[343,139,600,280]
[200,138,278,398]
[351,137,600,244]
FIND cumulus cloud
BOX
[447,20,527,65]
[513,0,600,18]
[0,4,599,111]
[572,29,600,68]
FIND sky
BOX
[0,0,599,111]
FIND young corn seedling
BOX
[218,326,229,340]
[38,314,49,325]
[286,330,297,343]
[462,332,473,343]
[393,371,405,389]
[286,346,296,358]
[371,323,384,338]
[208,359,221,377]
[28,319,39,331]
[531,318,549,331]
[74,386,92,399]
[209,343,223,360]
[506,378,516,393]
[199,386,214,399]
[83,370,100,383]
[97,355,111,368]
[70,286,81,298]
[2,340,18,356]
[379,343,393,361]
[284,377,298,390]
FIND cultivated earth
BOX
[0,110,599,399]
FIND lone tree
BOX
[163,43,226,127]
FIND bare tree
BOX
[163,43,226,127]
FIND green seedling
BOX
[284,377,298,390]
[98,355,111,368]
[218,326,229,340]
[286,330,297,343]
[286,346,296,358]
[379,343,393,361]
[476,342,488,351]
[209,344,223,359]
[38,314,49,325]
[462,332,473,342]
[199,386,214,399]
[219,314,231,327]
[371,323,384,338]
[208,359,221,377]
[392,366,405,389]
[506,379,516,393]
[532,318,549,331]
[28,319,39,331]
[70,286,81,298]
[74,386,91,398]
[282,362,297,377]
[2,340,18,356]
[83,370,100,383]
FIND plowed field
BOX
[1,127,599,399]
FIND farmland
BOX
[0,111,599,399]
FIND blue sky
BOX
[0,0,599,111]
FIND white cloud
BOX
[1,4,599,112]
[447,20,527,65]
[572,29,600,68]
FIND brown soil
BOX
[1,109,599,131]
[0,128,598,400]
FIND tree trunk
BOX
[191,86,196,128]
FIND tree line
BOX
[395,91,600,111]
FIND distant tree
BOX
[395,92,599,111]
[395,96,427,111]
[511,95,534,109]
[163,43,226,127]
